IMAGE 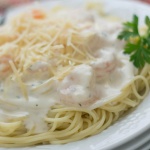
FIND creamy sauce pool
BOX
[0,9,136,133]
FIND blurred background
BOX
[139,0,150,2]
[0,0,150,24]
[0,0,35,14]
[0,0,150,14]
[142,0,150,2]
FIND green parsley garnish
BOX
[118,15,150,68]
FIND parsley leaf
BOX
[118,15,150,68]
[118,15,139,40]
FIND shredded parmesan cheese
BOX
[0,7,96,87]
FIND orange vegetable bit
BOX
[32,9,46,19]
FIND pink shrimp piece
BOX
[90,50,118,80]
[0,55,12,79]
[59,64,98,107]
[22,61,51,83]
[27,62,49,73]
[0,27,18,46]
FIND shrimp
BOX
[22,61,52,84]
[0,27,18,46]
[87,19,123,52]
[59,64,98,107]
[0,55,13,79]
[90,50,118,80]
[27,62,49,73]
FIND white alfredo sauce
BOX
[0,9,136,133]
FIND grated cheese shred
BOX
[0,7,95,93]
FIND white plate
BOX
[114,124,150,150]
[4,0,150,150]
